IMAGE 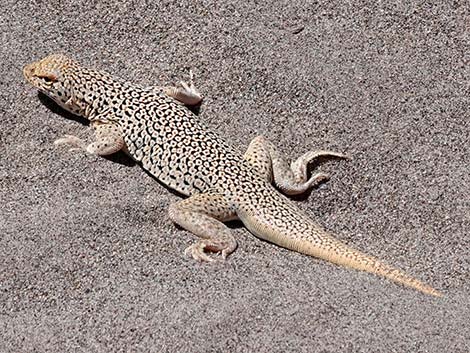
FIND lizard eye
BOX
[37,73,58,83]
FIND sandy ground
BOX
[1,1,469,352]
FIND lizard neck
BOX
[66,68,123,121]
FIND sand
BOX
[1,1,469,352]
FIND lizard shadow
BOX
[186,102,202,115]
[38,92,88,125]
[173,220,244,233]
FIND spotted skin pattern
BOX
[23,54,442,297]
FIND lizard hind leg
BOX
[244,135,349,195]
[243,135,274,182]
[168,193,238,262]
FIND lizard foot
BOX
[179,69,203,104]
[163,69,203,106]
[54,135,87,152]
[184,238,237,263]
[304,172,330,186]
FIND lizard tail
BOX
[238,191,442,297]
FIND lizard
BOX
[23,54,442,297]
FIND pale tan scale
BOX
[23,54,442,297]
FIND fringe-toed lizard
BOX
[23,54,442,297]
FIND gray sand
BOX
[1,1,469,352]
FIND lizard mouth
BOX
[23,64,32,78]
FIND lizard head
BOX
[23,54,82,114]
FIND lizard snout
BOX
[23,63,36,83]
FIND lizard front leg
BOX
[54,121,125,156]
[151,70,203,106]
[244,135,348,195]
[168,192,238,262]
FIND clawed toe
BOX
[184,243,216,263]
[179,80,202,100]
[330,152,351,160]
[184,239,236,263]
[311,172,329,183]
